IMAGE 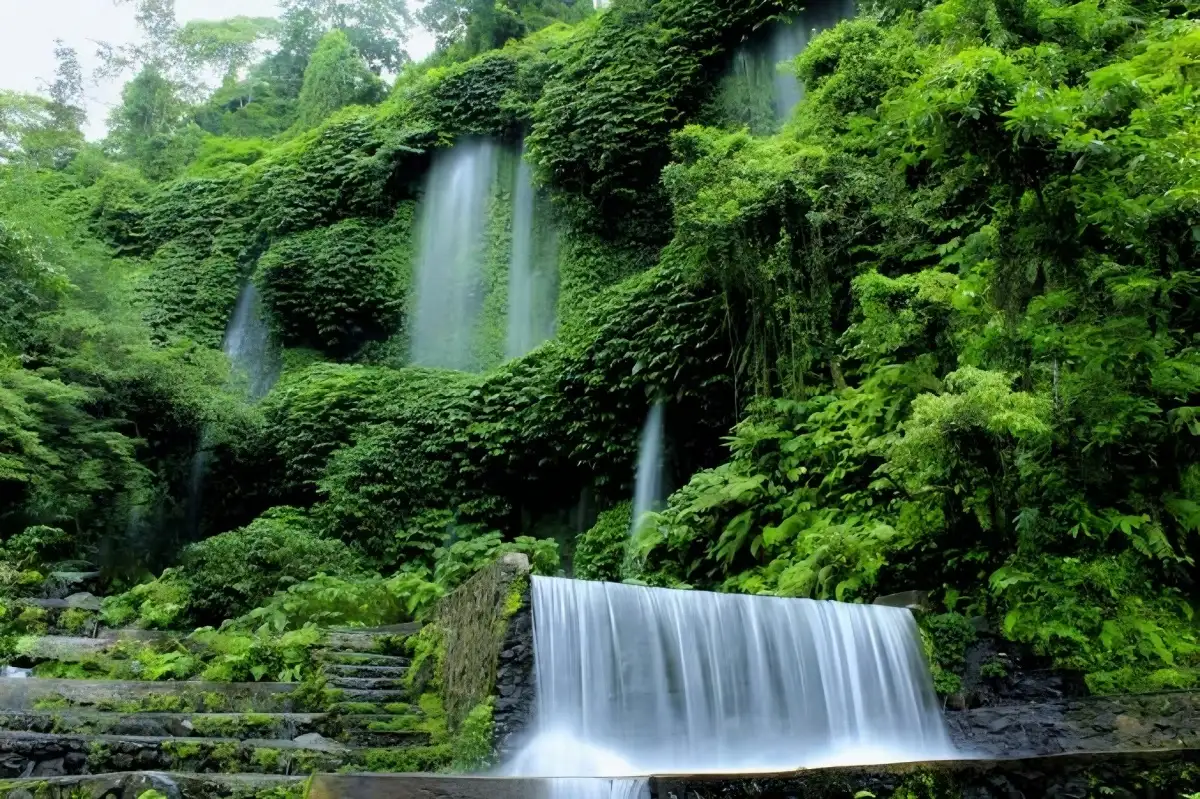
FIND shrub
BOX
[180,507,365,625]
[573,503,632,582]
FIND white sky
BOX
[0,0,436,140]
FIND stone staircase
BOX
[0,579,438,799]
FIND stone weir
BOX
[305,749,1200,798]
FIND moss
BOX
[211,740,241,770]
[331,701,382,715]
[32,694,70,710]
[451,697,494,772]
[383,702,412,714]
[163,740,205,761]
[59,607,93,635]
[354,743,453,773]
[252,746,283,772]
[85,740,111,769]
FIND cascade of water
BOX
[721,0,857,129]
[223,283,280,401]
[410,139,499,371]
[186,282,280,537]
[506,151,559,360]
[510,576,955,782]
[765,0,856,120]
[631,402,666,532]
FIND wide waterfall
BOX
[410,139,499,370]
[506,151,559,360]
[507,577,954,783]
[631,402,666,532]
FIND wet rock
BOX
[293,732,349,751]
[31,756,66,777]
[63,592,102,611]
[111,716,171,737]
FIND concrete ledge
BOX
[308,749,1200,799]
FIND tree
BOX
[295,30,387,128]
[279,0,411,76]
[47,41,87,133]
[106,65,199,180]
[0,91,81,169]
[175,17,281,82]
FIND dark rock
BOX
[111,716,171,737]
[31,757,65,777]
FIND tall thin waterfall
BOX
[719,0,857,130]
[507,577,954,783]
[186,283,280,537]
[223,283,280,400]
[765,0,856,121]
[631,402,666,532]
[506,152,559,359]
[410,139,499,370]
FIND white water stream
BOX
[409,139,499,370]
[631,402,666,534]
[506,577,955,793]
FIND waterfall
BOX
[765,0,856,121]
[631,402,666,533]
[410,139,499,371]
[720,0,857,130]
[507,577,954,783]
[223,283,280,401]
[506,151,559,360]
[186,282,280,538]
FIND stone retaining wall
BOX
[435,552,534,749]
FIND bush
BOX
[180,507,365,625]
[256,211,413,355]
[573,503,632,582]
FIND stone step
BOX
[9,631,177,664]
[327,701,410,716]
[339,725,432,749]
[331,689,409,704]
[0,772,305,799]
[16,595,102,613]
[315,651,411,668]
[0,679,299,713]
[322,664,409,678]
[323,633,395,654]
[0,730,351,777]
[327,676,406,691]
[38,572,102,600]
[327,623,422,636]
[0,711,325,741]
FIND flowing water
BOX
[506,150,559,360]
[410,139,500,371]
[766,0,857,120]
[631,402,666,532]
[223,283,280,401]
[720,0,857,130]
[507,576,955,787]
[186,282,280,537]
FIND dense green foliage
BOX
[2,0,1197,704]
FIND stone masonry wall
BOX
[492,583,535,760]
[435,552,534,744]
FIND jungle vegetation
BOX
[0,0,1198,699]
